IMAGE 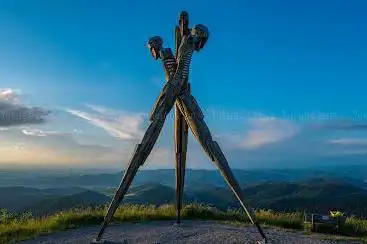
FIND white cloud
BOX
[65,104,145,140]
[0,88,50,127]
[241,117,299,150]
[21,128,61,137]
[0,88,20,102]
[142,147,173,169]
[22,129,47,137]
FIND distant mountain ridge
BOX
[2,178,366,218]
[1,166,366,189]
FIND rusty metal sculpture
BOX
[93,11,267,244]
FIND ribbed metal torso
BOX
[180,48,193,82]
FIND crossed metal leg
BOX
[96,118,165,239]
[176,92,267,241]
[174,101,189,224]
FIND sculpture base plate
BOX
[91,239,128,244]
[172,222,188,227]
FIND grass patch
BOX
[342,217,367,237]
[0,204,366,243]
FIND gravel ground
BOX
[19,221,363,244]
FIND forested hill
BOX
[1,178,366,217]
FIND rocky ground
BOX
[19,221,363,244]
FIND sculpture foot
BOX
[176,210,182,224]
[257,238,267,244]
[172,222,188,228]
[90,238,106,244]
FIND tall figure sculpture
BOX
[93,11,267,244]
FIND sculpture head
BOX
[179,11,189,23]
[147,36,163,60]
[191,24,209,51]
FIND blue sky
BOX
[0,0,367,169]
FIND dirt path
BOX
[19,220,362,244]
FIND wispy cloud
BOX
[239,117,299,150]
[313,121,367,130]
[65,104,145,140]
[328,138,367,146]
[21,128,61,137]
